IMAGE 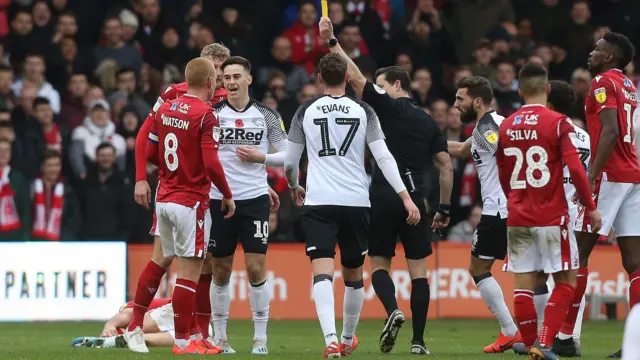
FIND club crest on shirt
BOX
[213,126,221,142]
[483,130,498,144]
[512,115,522,125]
[594,87,607,104]
[254,119,266,128]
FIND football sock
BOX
[410,278,431,343]
[250,279,270,341]
[573,296,586,342]
[190,308,202,338]
[128,260,166,332]
[342,279,364,346]
[312,274,338,346]
[622,304,640,359]
[210,281,230,342]
[173,278,197,348]
[196,273,213,338]
[514,289,537,347]
[559,267,588,339]
[539,283,574,348]
[371,269,398,317]
[534,284,550,329]
[475,274,518,337]
[628,270,640,308]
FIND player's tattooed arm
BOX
[589,108,619,183]
[447,137,472,158]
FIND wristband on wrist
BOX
[437,204,451,217]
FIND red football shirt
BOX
[148,94,219,208]
[497,104,594,226]
[586,69,640,183]
[135,83,228,181]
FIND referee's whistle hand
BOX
[402,198,421,226]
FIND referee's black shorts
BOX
[369,183,432,260]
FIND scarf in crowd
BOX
[459,157,477,207]
[32,178,64,241]
[43,123,62,152]
[0,166,20,232]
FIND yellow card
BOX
[321,0,328,18]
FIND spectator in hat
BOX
[119,8,140,45]
[69,99,126,180]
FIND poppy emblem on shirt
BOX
[236,119,244,128]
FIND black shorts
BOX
[300,205,369,268]
[369,185,432,260]
[208,194,270,258]
[472,214,507,260]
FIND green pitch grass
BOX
[0,319,624,359]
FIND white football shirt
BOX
[210,99,287,200]
[471,111,508,218]
[288,95,385,207]
[564,123,590,225]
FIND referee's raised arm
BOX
[317,17,453,354]
[319,17,367,95]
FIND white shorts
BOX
[594,178,640,237]
[149,213,161,237]
[156,201,211,258]
[506,222,579,274]
[568,201,578,232]
[148,303,213,340]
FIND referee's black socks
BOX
[410,278,430,344]
[371,270,398,316]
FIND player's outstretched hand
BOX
[134,180,151,209]
[319,16,334,41]
[290,185,306,207]
[589,209,602,233]
[101,324,118,337]
[237,146,266,163]
[268,186,281,213]
[221,198,236,219]
[403,198,421,226]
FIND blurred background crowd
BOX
[0,0,637,244]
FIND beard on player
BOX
[460,106,478,124]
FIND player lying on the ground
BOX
[71,299,212,348]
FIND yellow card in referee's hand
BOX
[321,0,328,18]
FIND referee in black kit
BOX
[319,17,453,355]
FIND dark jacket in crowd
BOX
[76,166,134,240]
